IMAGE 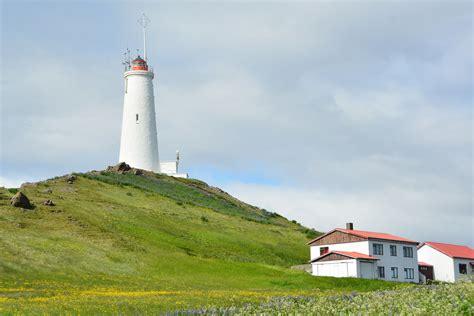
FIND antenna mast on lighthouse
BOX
[138,13,150,61]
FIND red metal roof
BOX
[308,228,418,245]
[419,242,474,260]
[332,251,378,260]
[418,261,433,267]
[311,250,378,262]
[336,228,418,243]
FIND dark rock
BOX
[11,192,32,209]
[66,174,76,184]
[43,199,55,206]
[106,162,131,173]
[133,169,143,175]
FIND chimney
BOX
[346,222,354,230]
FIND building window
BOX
[377,266,385,278]
[391,267,398,278]
[373,243,384,255]
[390,245,397,256]
[136,114,139,123]
[459,264,467,275]
[403,246,413,258]
[320,247,329,256]
[404,268,414,279]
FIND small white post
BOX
[176,150,180,172]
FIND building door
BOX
[419,266,434,281]
[359,261,375,279]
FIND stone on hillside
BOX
[133,169,143,175]
[66,174,76,184]
[11,192,32,209]
[106,162,131,173]
[43,199,55,206]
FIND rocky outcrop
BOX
[11,192,32,209]
[43,199,55,206]
[133,169,143,175]
[106,162,131,173]
[66,174,76,184]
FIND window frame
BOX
[377,266,385,278]
[459,263,467,275]
[390,245,397,256]
[391,267,398,278]
[403,246,413,258]
[404,268,414,279]
[320,247,329,256]
[373,243,384,255]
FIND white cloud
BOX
[224,182,473,246]
[1,1,472,244]
[0,176,25,188]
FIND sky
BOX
[1,1,472,246]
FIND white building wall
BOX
[453,258,474,281]
[310,241,369,261]
[368,240,419,283]
[418,245,455,282]
[119,70,160,172]
[160,161,177,174]
[312,259,358,278]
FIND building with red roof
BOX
[308,223,419,282]
[417,241,474,282]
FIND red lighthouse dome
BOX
[131,56,148,71]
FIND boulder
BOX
[133,169,143,175]
[106,162,131,173]
[11,192,32,209]
[43,199,55,206]
[66,174,76,184]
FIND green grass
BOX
[0,171,406,313]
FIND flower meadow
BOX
[167,281,474,315]
[1,280,471,314]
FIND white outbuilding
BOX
[310,250,378,279]
[308,223,419,282]
[417,241,474,282]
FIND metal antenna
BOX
[138,13,150,61]
[122,49,131,71]
[127,48,131,66]
[122,52,128,71]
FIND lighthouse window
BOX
[136,114,139,123]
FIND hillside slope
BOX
[0,168,400,313]
[1,168,318,287]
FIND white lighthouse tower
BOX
[119,14,160,172]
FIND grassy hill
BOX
[0,168,403,313]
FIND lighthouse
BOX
[119,14,160,172]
